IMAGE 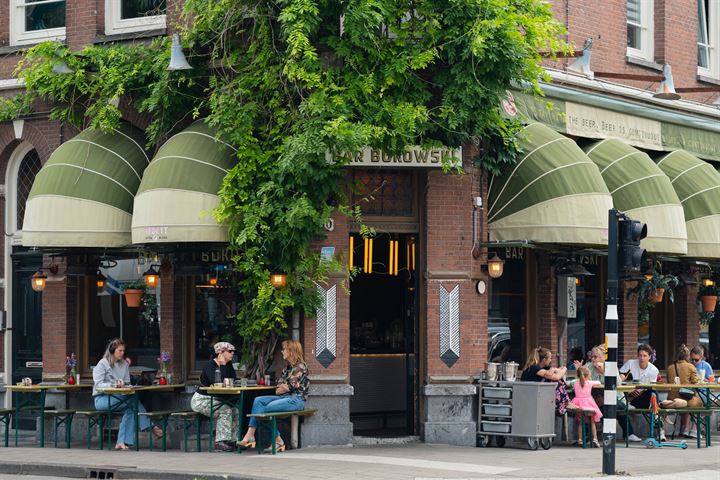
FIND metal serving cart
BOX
[477,380,556,450]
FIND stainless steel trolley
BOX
[477,380,556,450]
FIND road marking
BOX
[248,453,518,474]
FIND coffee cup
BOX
[223,377,232,388]
[115,379,124,388]
[674,376,680,384]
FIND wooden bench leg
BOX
[291,415,299,450]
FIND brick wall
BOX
[305,208,350,378]
[41,256,78,379]
[535,252,559,359]
[546,0,720,105]
[675,284,700,350]
[423,148,487,378]
[159,258,184,380]
[619,284,639,364]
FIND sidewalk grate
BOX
[88,469,115,479]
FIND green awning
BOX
[22,124,148,247]
[488,123,613,246]
[656,150,720,258]
[584,139,687,255]
[131,120,237,244]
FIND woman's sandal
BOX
[237,437,256,449]
[273,438,286,453]
[592,439,601,448]
[151,426,163,439]
[114,443,129,451]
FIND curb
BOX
[0,461,276,480]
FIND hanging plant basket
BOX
[700,295,718,313]
[124,289,144,308]
[649,288,665,304]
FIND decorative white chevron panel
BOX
[439,284,460,367]
[315,283,337,367]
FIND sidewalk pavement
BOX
[0,440,718,480]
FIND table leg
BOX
[238,391,245,450]
[134,394,139,451]
[209,395,215,452]
[39,390,46,448]
[107,395,112,450]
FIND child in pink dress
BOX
[573,366,602,447]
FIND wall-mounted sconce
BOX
[143,265,160,288]
[168,33,192,71]
[270,273,287,288]
[703,278,715,287]
[486,252,505,279]
[96,269,106,292]
[30,271,47,292]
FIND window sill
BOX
[0,40,65,55]
[93,28,166,44]
[697,74,720,86]
[626,56,664,72]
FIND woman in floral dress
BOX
[238,339,309,451]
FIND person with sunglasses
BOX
[691,345,715,383]
[191,341,238,452]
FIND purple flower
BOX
[160,351,171,363]
[650,349,657,364]
[65,353,76,369]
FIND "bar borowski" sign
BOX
[326,146,462,169]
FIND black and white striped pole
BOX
[604,209,647,475]
[603,208,619,475]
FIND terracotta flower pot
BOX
[124,289,144,307]
[701,295,718,313]
[649,288,665,304]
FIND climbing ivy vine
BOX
[2,0,568,374]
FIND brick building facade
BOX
[0,0,718,447]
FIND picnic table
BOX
[6,383,92,447]
[612,383,720,448]
[97,384,185,451]
[198,385,274,452]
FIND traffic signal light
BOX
[618,219,647,276]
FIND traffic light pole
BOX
[603,208,619,475]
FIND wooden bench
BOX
[74,410,106,450]
[170,411,202,452]
[658,407,719,448]
[566,407,596,448]
[44,409,76,448]
[247,409,317,454]
[0,408,11,447]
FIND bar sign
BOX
[25,361,43,368]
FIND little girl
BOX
[573,366,603,447]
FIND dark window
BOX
[24,0,66,31]
[489,248,526,365]
[352,170,414,216]
[16,149,42,231]
[121,0,166,19]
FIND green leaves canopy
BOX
[5,0,568,359]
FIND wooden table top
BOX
[593,383,720,391]
[98,383,185,394]
[199,385,275,394]
[7,383,93,392]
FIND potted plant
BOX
[699,310,714,327]
[697,283,719,313]
[627,269,679,325]
[122,280,146,308]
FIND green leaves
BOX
[1,0,569,366]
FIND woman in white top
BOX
[93,338,162,450]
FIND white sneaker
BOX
[659,429,667,442]
[686,431,697,439]
[628,434,642,442]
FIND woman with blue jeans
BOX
[238,339,309,452]
[92,338,162,450]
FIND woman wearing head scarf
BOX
[190,341,238,452]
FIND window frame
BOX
[698,0,720,79]
[104,0,166,36]
[9,0,66,46]
[626,0,654,62]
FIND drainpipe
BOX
[291,309,300,341]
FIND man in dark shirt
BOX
[190,341,237,452]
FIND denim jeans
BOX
[248,394,305,428]
[94,394,151,446]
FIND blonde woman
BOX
[520,347,574,414]
[238,340,309,452]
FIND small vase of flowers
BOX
[158,351,170,385]
[66,353,77,385]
